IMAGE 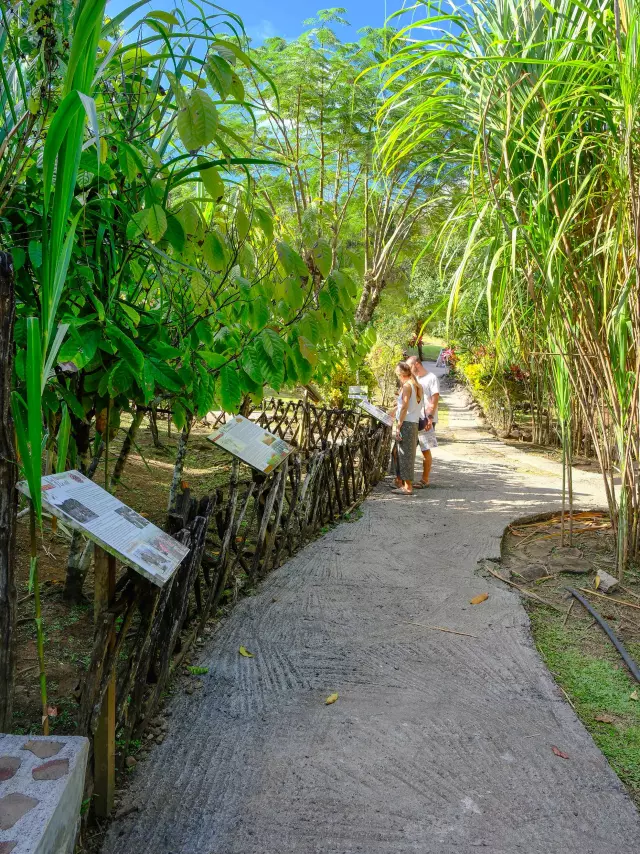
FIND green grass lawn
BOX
[529,606,640,805]
[406,335,446,363]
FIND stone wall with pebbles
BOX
[0,735,88,854]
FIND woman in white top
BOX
[387,361,423,495]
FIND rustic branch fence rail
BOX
[79,402,391,800]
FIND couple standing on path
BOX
[390,356,440,495]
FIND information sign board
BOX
[207,415,293,473]
[17,471,188,587]
[358,399,394,427]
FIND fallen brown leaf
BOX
[551,745,569,759]
[470,592,489,605]
[594,714,616,723]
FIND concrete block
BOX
[597,570,619,593]
[0,734,88,854]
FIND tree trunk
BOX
[0,252,17,729]
[109,407,144,493]
[149,402,161,448]
[355,273,384,325]
[167,419,192,515]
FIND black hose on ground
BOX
[566,587,640,684]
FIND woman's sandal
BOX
[390,488,414,495]
[413,481,430,489]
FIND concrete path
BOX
[103,378,640,854]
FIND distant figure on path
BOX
[407,355,440,488]
[388,361,423,495]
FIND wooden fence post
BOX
[0,252,16,731]
[93,545,116,817]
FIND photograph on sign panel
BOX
[115,505,149,530]
[147,532,187,561]
[51,496,99,524]
[130,544,172,574]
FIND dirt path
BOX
[102,378,640,854]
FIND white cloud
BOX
[246,19,279,44]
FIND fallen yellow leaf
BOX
[630,689,639,701]
[470,593,489,605]
[325,693,339,705]
[594,575,600,590]
[239,646,254,658]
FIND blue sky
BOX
[106,0,415,43]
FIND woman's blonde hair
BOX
[397,361,423,402]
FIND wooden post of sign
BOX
[93,544,116,817]
[301,390,310,456]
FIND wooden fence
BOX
[78,404,391,783]
[195,396,364,452]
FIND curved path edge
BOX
[102,376,640,854]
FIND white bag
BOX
[418,427,438,451]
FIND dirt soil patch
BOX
[498,511,640,806]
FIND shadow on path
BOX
[101,383,640,854]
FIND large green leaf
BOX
[106,322,144,374]
[148,340,181,359]
[108,362,133,397]
[146,10,179,26]
[58,326,100,369]
[28,241,42,269]
[229,71,245,103]
[292,342,314,384]
[164,216,186,253]
[241,345,262,383]
[177,89,218,150]
[195,372,215,416]
[206,53,233,100]
[260,328,285,361]
[199,161,225,201]
[56,404,72,473]
[172,401,187,430]
[57,386,86,421]
[311,239,332,278]
[147,204,167,242]
[177,201,200,235]
[127,209,150,240]
[219,364,242,412]
[141,360,155,405]
[202,232,227,272]
[254,338,284,389]
[254,208,274,241]
[235,206,250,241]
[298,335,318,366]
[276,241,308,279]
[329,268,357,299]
[166,71,187,109]
[199,350,227,369]
[150,360,183,392]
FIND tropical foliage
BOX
[0,0,367,730]
[379,0,640,572]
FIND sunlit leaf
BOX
[177,90,218,150]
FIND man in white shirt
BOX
[407,356,440,487]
